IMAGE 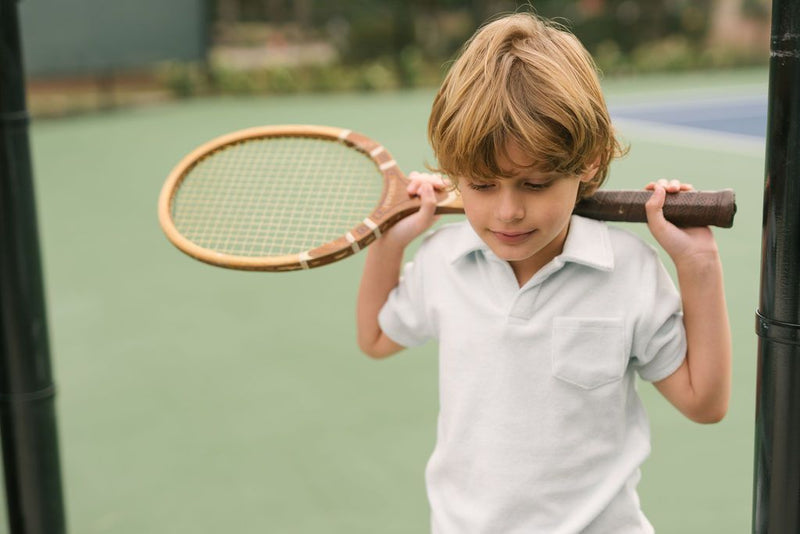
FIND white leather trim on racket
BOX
[299,251,312,270]
[363,217,382,238]
[346,232,360,252]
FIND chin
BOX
[491,245,538,263]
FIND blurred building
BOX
[19,0,210,79]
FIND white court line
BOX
[613,117,765,158]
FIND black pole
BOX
[0,1,67,533]
[753,0,800,532]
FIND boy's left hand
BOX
[644,179,719,264]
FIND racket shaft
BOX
[573,189,736,228]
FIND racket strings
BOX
[171,137,384,257]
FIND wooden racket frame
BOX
[158,124,463,271]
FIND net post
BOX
[753,0,800,531]
[0,0,67,532]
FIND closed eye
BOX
[467,182,496,192]
[524,181,551,191]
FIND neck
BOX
[509,221,571,287]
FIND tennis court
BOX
[2,67,767,533]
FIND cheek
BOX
[462,206,486,233]
[533,196,569,219]
[532,196,579,231]
[459,191,486,222]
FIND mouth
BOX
[491,229,535,244]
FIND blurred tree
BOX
[532,0,713,55]
[210,0,753,84]
[294,0,311,26]
[266,0,284,22]
[741,0,770,18]
[217,0,239,23]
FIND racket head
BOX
[158,125,409,271]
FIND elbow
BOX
[357,338,394,360]
[686,400,729,424]
[360,346,389,360]
[357,332,381,359]
[357,328,403,359]
[357,340,381,359]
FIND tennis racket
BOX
[158,124,736,272]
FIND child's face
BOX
[459,142,596,283]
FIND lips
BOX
[491,229,535,244]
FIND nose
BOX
[496,188,525,223]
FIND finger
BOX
[409,171,447,189]
[412,183,439,230]
[407,172,421,194]
[665,179,682,193]
[644,180,694,193]
[649,179,671,193]
[645,185,669,232]
[418,182,437,214]
[647,184,665,208]
[648,179,694,193]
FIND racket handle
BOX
[574,189,737,228]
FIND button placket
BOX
[507,260,565,321]
[509,285,542,321]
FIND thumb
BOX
[646,185,665,221]
[416,182,437,221]
[645,185,673,236]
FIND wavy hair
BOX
[428,13,626,199]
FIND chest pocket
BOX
[551,317,626,389]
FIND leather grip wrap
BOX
[574,189,736,228]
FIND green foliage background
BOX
[170,0,770,98]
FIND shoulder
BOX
[603,222,661,264]
[415,220,477,258]
[422,220,472,243]
[398,221,480,281]
[565,216,660,273]
[600,222,677,298]
[573,218,667,284]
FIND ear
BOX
[579,157,601,183]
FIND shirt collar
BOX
[447,215,614,272]
[558,215,615,271]
[446,221,491,264]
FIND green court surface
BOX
[3,68,766,532]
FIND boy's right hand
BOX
[381,172,446,248]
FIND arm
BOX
[356,174,442,359]
[645,180,732,424]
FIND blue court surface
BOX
[612,95,767,139]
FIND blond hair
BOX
[428,13,625,199]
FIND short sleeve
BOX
[630,250,687,382]
[377,244,436,348]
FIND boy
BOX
[357,12,731,534]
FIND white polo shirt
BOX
[378,216,686,534]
